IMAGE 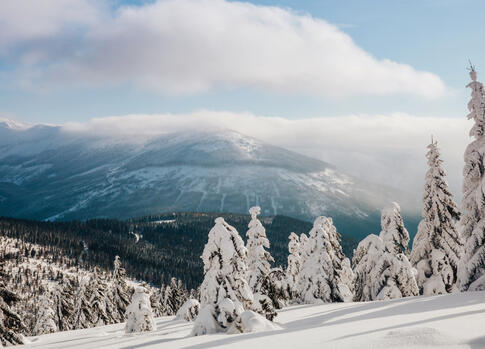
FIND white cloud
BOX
[63,111,470,200]
[1,0,446,98]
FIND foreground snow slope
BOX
[24,291,485,349]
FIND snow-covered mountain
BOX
[0,120,417,237]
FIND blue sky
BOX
[0,0,483,123]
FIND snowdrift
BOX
[23,291,485,349]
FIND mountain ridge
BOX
[0,120,419,239]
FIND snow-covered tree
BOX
[88,269,115,326]
[353,204,418,301]
[459,66,485,291]
[71,275,93,329]
[380,202,410,255]
[245,206,277,320]
[125,286,156,333]
[53,275,75,332]
[33,289,57,335]
[164,278,187,316]
[192,217,253,336]
[150,286,165,317]
[176,299,200,322]
[286,232,301,300]
[111,256,131,321]
[298,216,353,303]
[246,206,274,291]
[410,139,462,295]
[0,262,25,345]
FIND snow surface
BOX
[22,291,485,349]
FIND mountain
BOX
[0,120,418,239]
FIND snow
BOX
[22,291,485,349]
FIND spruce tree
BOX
[411,139,462,294]
[111,256,131,322]
[286,232,301,301]
[298,216,353,303]
[0,261,25,345]
[353,204,418,301]
[33,289,57,335]
[71,275,93,329]
[89,269,115,326]
[245,206,276,320]
[125,286,156,333]
[459,66,485,291]
[192,217,253,335]
[53,275,75,332]
[381,202,410,255]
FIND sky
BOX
[0,0,483,198]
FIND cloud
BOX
[63,111,470,200]
[1,0,446,98]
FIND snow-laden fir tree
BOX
[192,217,253,335]
[260,268,290,311]
[353,204,418,301]
[380,202,410,255]
[150,286,165,317]
[33,288,57,335]
[88,269,115,326]
[53,275,75,332]
[246,206,274,291]
[164,277,187,316]
[0,262,25,345]
[176,299,200,322]
[410,139,462,295]
[245,206,276,320]
[298,217,353,303]
[71,275,93,329]
[459,66,485,291]
[111,256,131,321]
[286,232,301,300]
[125,286,156,333]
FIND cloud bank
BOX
[1,0,445,98]
[63,111,470,201]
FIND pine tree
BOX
[111,256,131,322]
[459,66,485,291]
[0,261,25,345]
[286,232,301,301]
[125,286,156,333]
[298,216,353,303]
[353,204,418,301]
[411,139,462,295]
[33,289,57,335]
[245,206,276,320]
[192,217,253,335]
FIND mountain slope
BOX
[23,291,485,349]
[0,121,418,239]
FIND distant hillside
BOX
[0,213,360,289]
[0,122,419,241]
